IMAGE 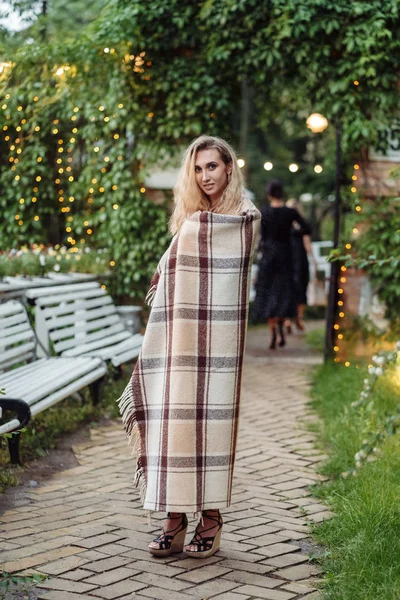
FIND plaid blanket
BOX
[118,201,260,515]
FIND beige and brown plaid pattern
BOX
[118,203,260,515]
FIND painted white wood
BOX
[0,302,22,318]
[0,299,108,435]
[0,352,36,372]
[0,358,48,385]
[49,314,121,342]
[0,363,106,434]
[111,346,142,367]
[3,358,101,402]
[35,304,50,358]
[46,304,116,329]
[0,321,32,339]
[41,295,112,319]
[54,322,125,353]
[0,341,36,370]
[62,330,131,357]
[25,281,100,300]
[37,287,106,307]
[0,313,27,329]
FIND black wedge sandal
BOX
[148,513,188,557]
[185,510,223,559]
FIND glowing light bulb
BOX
[263,162,273,171]
[289,163,299,173]
[314,165,323,174]
[237,159,245,168]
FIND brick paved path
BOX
[0,324,330,600]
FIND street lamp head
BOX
[307,113,328,133]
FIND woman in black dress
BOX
[286,198,317,331]
[252,180,311,349]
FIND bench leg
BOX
[112,365,123,381]
[89,378,104,406]
[8,432,21,465]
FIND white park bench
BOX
[25,282,143,369]
[0,300,107,464]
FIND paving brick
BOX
[0,545,85,573]
[85,579,148,599]
[262,553,309,568]
[37,577,96,593]
[177,564,233,583]
[121,559,185,577]
[82,555,133,573]
[255,543,301,558]
[222,570,285,588]
[137,588,198,600]
[132,572,193,591]
[275,564,319,581]
[230,585,296,599]
[72,533,126,549]
[183,578,240,598]
[59,568,95,581]
[84,566,141,586]
[281,582,316,594]
[211,594,251,600]
[38,592,101,600]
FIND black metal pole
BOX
[324,120,342,361]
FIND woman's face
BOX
[195,148,232,203]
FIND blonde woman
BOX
[118,135,260,558]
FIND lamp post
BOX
[307,113,341,361]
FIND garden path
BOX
[0,322,330,600]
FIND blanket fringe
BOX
[117,379,148,509]
[145,284,157,307]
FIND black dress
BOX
[291,224,310,306]
[252,206,311,321]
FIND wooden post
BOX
[324,121,342,361]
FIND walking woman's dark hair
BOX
[265,179,284,201]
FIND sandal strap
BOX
[152,513,187,550]
[188,512,223,552]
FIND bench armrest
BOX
[0,398,31,433]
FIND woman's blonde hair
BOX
[169,135,246,234]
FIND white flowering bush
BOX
[341,341,400,479]
[0,245,110,279]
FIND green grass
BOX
[305,327,325,353]
[0,373,126,492]
[310,362,400,599]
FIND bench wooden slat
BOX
[53,322,125,353]
[0,321,32,338]
[36,287,105,307]
[0,352,36,372]
[25,281,100,300]
[2,357,101,403]
[0,358,48,385]
[49,314,121,342]
[46,304,117,329]
[62,330,132,357]
[0,313,29,330]
[0,302,24,318]
[0,342,36,372]
[0,357,80,390]
[1,328,35,347]
[0,362,107,435]
[41,294,112,319]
